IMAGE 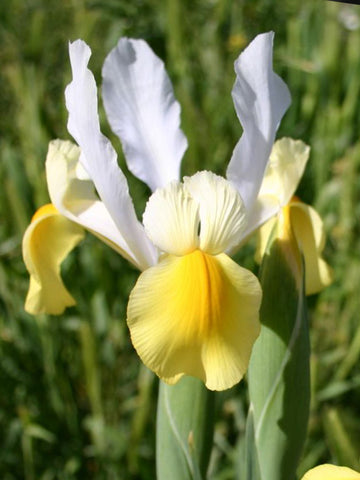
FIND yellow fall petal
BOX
[127,249,261,391]
[22,204,84,315]
[256,200,332,295]
[290,201,333,295]
[301,464,360,479]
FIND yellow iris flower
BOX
[301,464,360,479]
[22,32,313,390]
[256,138,332,294]
[127,172,262,390]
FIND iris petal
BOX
[238,137,310,246]
[290,202,333,295]
[256,201,332,295]
[227,32,291,212]
[102,38,187,191]
[22,204,84,315]
[301,464,360,479]
[65,40,157,270]
[142,181,199,255]
[46,139,155,270]
[258,137,310,208]
[127,250,261,391]
[184,171,246,254]
[143,171,247,257]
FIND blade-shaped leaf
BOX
[156,377,215,480]
[245,226,310,480]
[323,407,360,471]
[239,406,262,480]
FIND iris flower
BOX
[301,464,360,479]
[255,137,332,294]
[23,32,308,391]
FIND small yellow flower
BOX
[301,464,360,479]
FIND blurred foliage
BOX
[1,0,360,478]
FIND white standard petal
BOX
[102,38,188,192]
[142,181,199,256]
[65,40,157,269]
[184,171,246,254]
[46,139,157,269]
[226,31,291,212]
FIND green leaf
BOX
[156,377,215,480]
[245,234,310,480]
[322,407,360,471]
[242,407,262,480]
[25,424,56,443]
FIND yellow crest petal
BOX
[22,204,84,315]
[143,171,246,257]
[127,250,261,391]
[290,201,333,295]
[184,171,246,254]
[259,137,310,207]
[143,181,199,255]
[301,464,360,479]
[46,139,94,212]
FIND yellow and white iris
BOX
[301,464,360,479]
[128,172,261,390]
[22,32,313,390]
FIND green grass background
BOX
[1,0,360,478]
